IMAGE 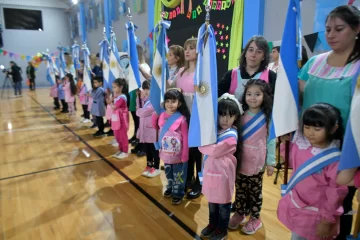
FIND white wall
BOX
[0,4,72,87]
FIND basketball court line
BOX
[30,96,202,240]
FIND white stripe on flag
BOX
[83,67,92,91]
[196,39,216,146]
[152,50,164,105]
[128,63,138,93]
[109,51,121,78]
[272,56,299,137]
[351,83,360,154]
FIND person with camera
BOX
[8,61,23,97]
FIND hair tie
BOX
[167,88,182,93]
[218,93,244,115]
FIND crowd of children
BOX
[45,5,360,240]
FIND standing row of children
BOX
[47,37,355,240]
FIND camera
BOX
[0,65,10,74]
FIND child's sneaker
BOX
[200,224,216,238]
[228,212,246,229]
[147,168,161,178]
[241,217,262,235]
[93,131,105,137]
[142,166,151,176]
[172,197,182,205]
[210,229,228,240]
[112,141,119,147]
[83,119,92,123]
[112,151,122,157]
[116,152,128,159]
[164,189,172,198]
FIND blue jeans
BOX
[14,81,22,95]
[165,162,188,198]
[209,202,231,230]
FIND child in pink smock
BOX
[50,75,60,110]
[229,80,276,235]
[63,73,77,117]
[111,78,129,159]
[136,80,159,178]
[278,103,348,240]
[152,89,190,205]
[199,93,243,240]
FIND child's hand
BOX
[266,165,274,176]
[111,104,116,110]
[316,220,335,238]
[279,134,291,142]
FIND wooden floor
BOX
[0,89,356,240]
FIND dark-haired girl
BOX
[277,103,348,240]
[218,36,277,102]
[152,89,190,205]
[297,6,360,239]
[63,73,77,117]
[199,93,243,240]
[229,79,275,235]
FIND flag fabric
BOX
[58,46,67,78]
[150,20,171,115]
[338,70,360,170]
[108,33,124,90]
[268,0,301,140]
[82,44,92,90]
[188,23,218,147]
[125,21,141,93]
[71,43,80,70]
[43,54,55,86]
[99,39,110,90]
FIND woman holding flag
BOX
[218,36,277,102]
[297,5,360,239]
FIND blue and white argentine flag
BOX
[125,21,141,93]
[338,70,360,170]
[45,55,55,85]
[58,46,66,78]
[99,39,110,89]
[82,45,92,90]
[108,36,123,90]
[150,20,170,114]
[269,0,301,140]
[188,23,218,147]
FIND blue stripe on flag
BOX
[126,22,141,89]
[269,0,300,140]
[338,69,360,170]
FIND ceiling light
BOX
[72,0,78,4]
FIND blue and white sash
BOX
[199,128,238,185]
[143,100,150,108]
[241,112,266,141]
[281,148,341,196]
[115,94,127,104]
[154,112,182,150]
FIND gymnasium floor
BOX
[0,88,348,240]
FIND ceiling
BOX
[0,0,70,9]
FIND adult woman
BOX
[26,62,35,91]
[9,61,23,97]
[268,46,280,73]
[218,36,277,101]
[298,6,360,240]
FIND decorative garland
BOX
[161,0,181,8]
[202,0,234,11]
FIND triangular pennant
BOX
[26,56,32,61]
[304,32,318,52]
[3,50,7,56]
[9,52,13,58]
[21,55,25,60]
[0,49,3,54]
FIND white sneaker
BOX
[80,119,86,123]
[116,153,129,159]
[147,168,161,178]
[83,119,92,123]
[142,166,152,176]
[112,151,122,157]
[112,142,119,147]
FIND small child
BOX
[111,78,129,159]
[199,93,243,240]
[50,75,60,110]
[63,73,77,117]
[137,80,160,178]
[79,78,91,123]
[277,103,348,240]
[167,45,185,88]
[90,76,106,137]
[152,89,190,205]
[59,77,68,113]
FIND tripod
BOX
[1,75,13,98]
[273,139,283,184]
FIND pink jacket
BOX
[79,85,88,105]
[63,82,75,103]
[199,133,237,204]
[152,112,189,164]
[87,96,93,111]
[277,133,348,240]
[111,96,129,131]
[136,98,157,143]
[50,85,58,98]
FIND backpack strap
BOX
[259,69,269,83]
[154,112,183,150]
[281,148,341,196]
[229,68,239,94]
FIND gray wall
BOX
[75,0,149,57]
[0,4,72,88]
